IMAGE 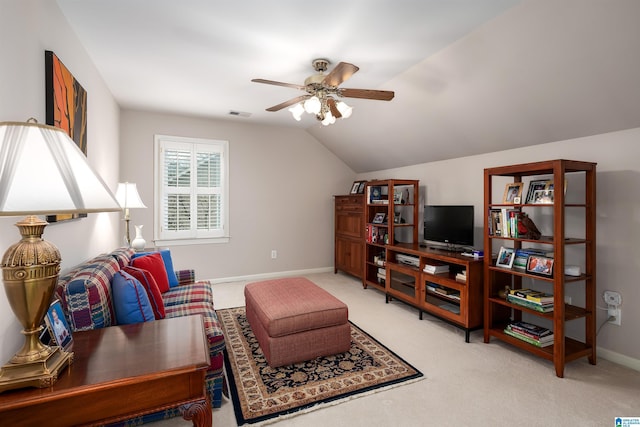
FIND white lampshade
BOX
[0,121,120,216]
[336,101,353,118]
[288,103,305,121]
[303,96,321,114]
[115,182,146,209]
[321,111,336,126]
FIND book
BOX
[507,294,554,312]
[424,264,449,274]
[508,320,553,337]
[434,287,458,296]
[489,209,502,236]
[509,288,554,304]
[507,324,554,343]
[504,328,553,347]
[508,321,553,341]
[455,272,467,282]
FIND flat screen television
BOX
[423,205,474,250]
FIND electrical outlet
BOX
[271,250,277,259]
[608,306,621,326]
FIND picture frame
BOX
[350,181,361,194]
[44,299,73,350]
[357,181,366,194]
[496,246,515,269]
[532,189,554,204]
[372,212,387,224]
[526,254,554,277]
[525,179,550,204]
[502,182,523,204]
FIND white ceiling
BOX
[56,0,640,173]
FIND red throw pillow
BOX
[131,252,170,293]
[123,266,165,319]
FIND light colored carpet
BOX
[152,272,640,426]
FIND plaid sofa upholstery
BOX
[54,247,225,424]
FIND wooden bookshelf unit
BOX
[483,159,597,377]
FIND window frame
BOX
[153,134,229,246]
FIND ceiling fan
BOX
[251,59,395,125]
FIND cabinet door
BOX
[336,236,364,278]
[336,210,363,239]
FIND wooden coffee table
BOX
[0,315,212,426]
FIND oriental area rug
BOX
[217,307,424,425]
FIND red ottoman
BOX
[244,277,351,367]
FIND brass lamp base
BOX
[0,346,73,393]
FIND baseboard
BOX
[209,267,334,285]
[597,346,640,372]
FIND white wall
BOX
[119,110,355,280]
[0,0,121,363]
[356,128,640,364]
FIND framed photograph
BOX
[526,255,554,277]
[350,181,361,194]
[525,179,550,204]
[502,182,523,204]
[372,212,386,224]
[532,189,554,204]
[496,246,515,269]
[45,300,73,350]
[357,181,366,194]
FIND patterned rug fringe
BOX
[254,375,426,426]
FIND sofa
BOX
[53,247,225,425]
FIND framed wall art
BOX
[45,50,88,223]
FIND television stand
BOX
[428,245,465,253]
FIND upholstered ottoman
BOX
[244,277,351,367]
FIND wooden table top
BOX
[0,314,210,410]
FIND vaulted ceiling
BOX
[56,0,640,172]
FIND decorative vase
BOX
[131,225,146,251]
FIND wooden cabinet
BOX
[363,179,419,291]
[483,159,596,377]
[386,244,484,342]
[334,194,365,279]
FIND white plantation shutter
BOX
[155,135,229,244]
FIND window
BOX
[154,135,229,245]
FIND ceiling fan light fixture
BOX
[321,110,336,126]
[336,101,352,118]
[303,96,321,114]
[289,103,305,121]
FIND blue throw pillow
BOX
[132,249,179,288]
[111,271,155,324]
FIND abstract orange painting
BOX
[45,50,88,222]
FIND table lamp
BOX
[115,182,146,246]
[0,120,121,392]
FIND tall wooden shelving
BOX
[363,180,419,291]
[483,159,596,377]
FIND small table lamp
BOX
[115,182,146,246]
[0,120,121,392]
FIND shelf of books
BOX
[483,159,597,378]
